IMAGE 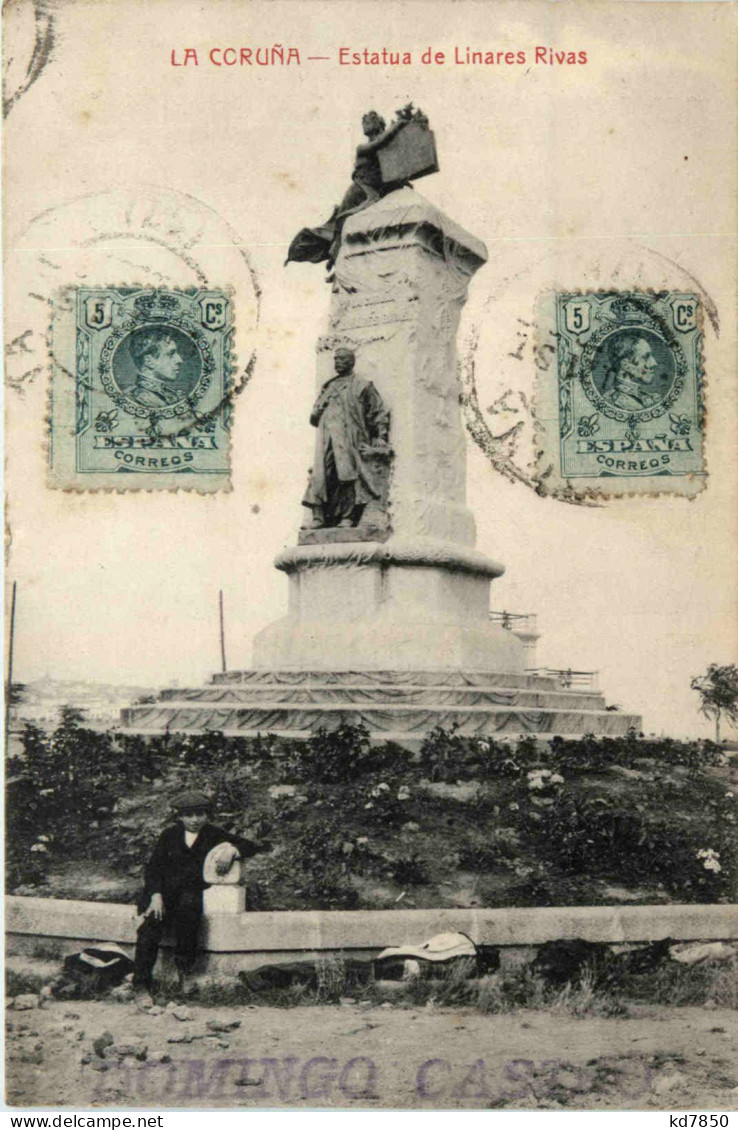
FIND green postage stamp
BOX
[535,291,705,498]
[49,287,234,491]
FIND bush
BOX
[457,828,521,872]
[419,724,472,781]
[7,715,735,911]
[6,712,170,890]
[549,731,724,776]
[172,731,258,773]
[269,821,361,909]
[282,724,411,785]
[522,789,734,900]
[388,852,431,885]
[7,718,117,864]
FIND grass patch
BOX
[551,965,628,1018]
[611,956,738,1009]
[6,969,45,997]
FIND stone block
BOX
[203,886,245,915]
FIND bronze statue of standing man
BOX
[302,348,390,530]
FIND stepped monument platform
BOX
[122,668,639,739]
[122,152,641,742]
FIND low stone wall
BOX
[6,896,738,976]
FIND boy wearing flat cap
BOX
[132,789,265,995]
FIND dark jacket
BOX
[138,822,263,912]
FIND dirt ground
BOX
[6,997,738,1111]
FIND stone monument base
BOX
[121,668,641,740]
[251,539,525,673]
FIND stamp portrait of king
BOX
[544,290,705,492]
[112,325,203,411]
[53,286,235,488]
[589,327,676,415]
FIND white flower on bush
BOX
[527,768,564,791]
[370,782,390,798]
[696,848,722,873]
[726,792,734,799]
[397,786,411,801]
[356,837,369,846]
[30,843,48,853]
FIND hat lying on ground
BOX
[174,790,212,814]
[375,932,477,964]
[203,841,242,884]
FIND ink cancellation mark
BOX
[536,291,705,498]
[50,287,234,491]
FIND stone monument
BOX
[123,107,640,740]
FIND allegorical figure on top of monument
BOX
[301,348,390,530]
[285,104,438,271]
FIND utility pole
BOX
[5,581,17,743]
[218,589,227,674]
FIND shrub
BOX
[418,724,472,781]
[419,727,541,783]
[270,821,360,909]
[174,731,254,772]
[522,790,734,901]
[457,829,521,872]
[549,731,724,776]
[282,724,411,785]
[388,852,431,885]
[7,719,116,853]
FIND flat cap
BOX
[173,790,212,814]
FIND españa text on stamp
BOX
[535,291,705,498]
[49,287,234,490]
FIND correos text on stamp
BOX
[535,291,705,498]
[49,287,234,491]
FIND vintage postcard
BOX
[3,0,737,1117]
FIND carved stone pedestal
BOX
[253,189,525,677]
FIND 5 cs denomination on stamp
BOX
[49,287,234,491]
[536,291,705,498]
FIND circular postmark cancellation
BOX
[460,240,713,504]
[7,185,260,492]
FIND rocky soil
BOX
[6,994,738,1110]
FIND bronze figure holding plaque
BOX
[285,104,438,269]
